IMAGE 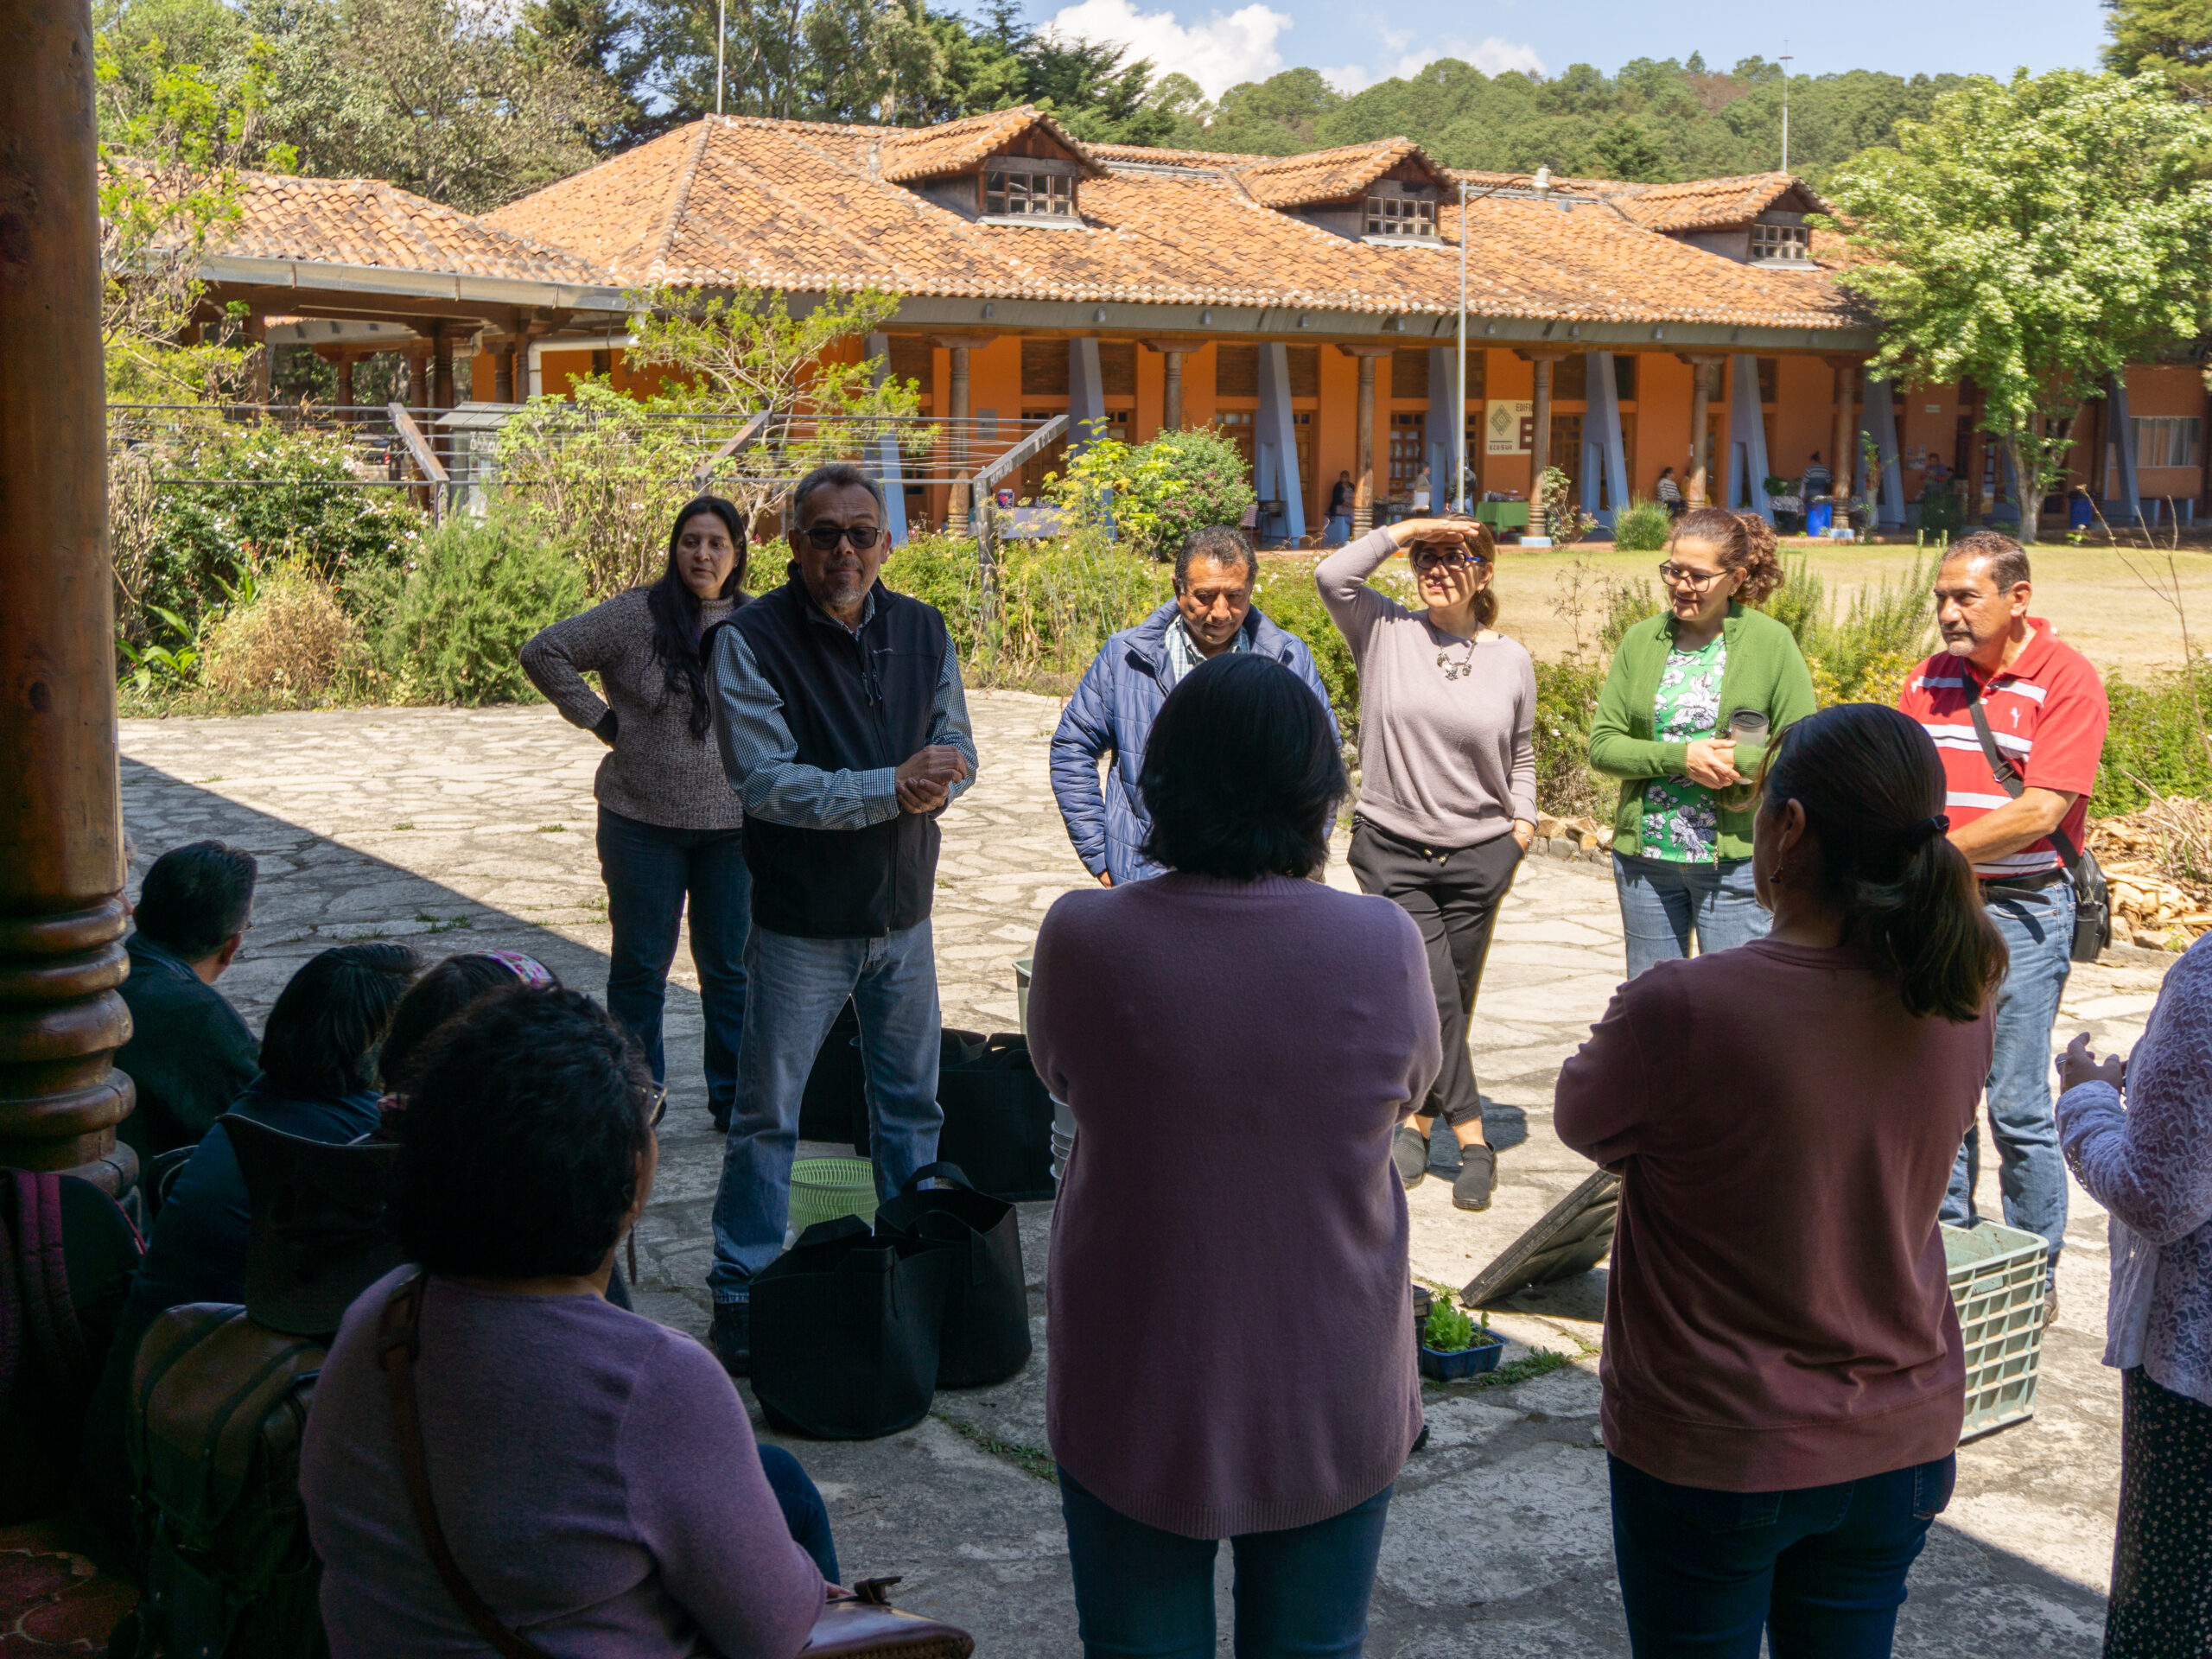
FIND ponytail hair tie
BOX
[1910,815,1949,848]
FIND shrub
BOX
[1612,497,1673,553]
[1251,570,1355,727]
[1534,658,1611,818]
[2095,660,2212,816]
[1044,425,1256,560]
[201,564,364,702]
[372,513,588,705]
[1770,555,1936,706]
[882,529,1172,688]
[112,421,426,652]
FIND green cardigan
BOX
[1588,602,1816,861]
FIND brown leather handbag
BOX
[376,1274,974,1659]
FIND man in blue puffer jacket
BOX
[1051,524,1338,885]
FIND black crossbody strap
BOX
[1963,676,2082,874]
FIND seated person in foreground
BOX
[75,942,422,1562]
[115,840,262,1160]
[301,986,828,1658]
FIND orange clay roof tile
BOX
[876,105,1104,182]
[1231,138,1447,207]
[162,167,614,283]
[1599,172,1834,233]
[479,118,1859,330]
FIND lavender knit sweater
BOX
[1028,873,1441,1538]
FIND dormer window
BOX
[1751,222,1810,262]
[986,168,1077,219]
[1366,194,1434,237]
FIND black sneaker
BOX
[1393,1125,1430,1188]
[1453,1145,1497,1212]
[711,1300,751,1376]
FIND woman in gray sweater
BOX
[1318,515,1537,1211]
[521,496,750,1128]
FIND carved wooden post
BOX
[1522,349,1567,537]
[1827,356,1859,514]
[0,0,136,1189]
[1340,345,1394,535]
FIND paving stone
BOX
[118,693,2145,1654]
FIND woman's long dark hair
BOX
[1759,703,2007,1023]
[646,495,748,739]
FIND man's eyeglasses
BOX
[1657,560,1726,590]
[804,523,884,551]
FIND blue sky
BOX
[1014,0,2110,99]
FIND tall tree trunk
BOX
[2008,426,2042,546]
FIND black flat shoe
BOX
[1394,1125,1429,1188]
[1453,1145,1497,1212]
[711,1300,751,1376]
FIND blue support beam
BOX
[1582,350,1630,529]
[1427,347,1459,512]
[1255,343,1306,543]
[1727,354,1773,519]
[2107,372,2142,525]
[1069,338,1105,456]
[864,331,909,544]
[1866,376,1905,531]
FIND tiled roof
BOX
[877,106,1103,182]
[1231,138,1446,207]
[484,117,1859,330]
[159,166,615,283]
[1599,173,1834,233]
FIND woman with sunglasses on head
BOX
[1589,507,1814,981]
[1318,513,1535,1211]
[523,497,753,1129]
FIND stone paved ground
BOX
[118,694,2163,1656]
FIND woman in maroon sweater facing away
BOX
[1558,703,2005,1659]
[1028,652,1440,1659]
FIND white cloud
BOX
[1041,0,1294,99]
[1324,35,1544,93]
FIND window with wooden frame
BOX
[1365,194,1435,237]
[1217,409,1256,469]
[1750,223,1810,262]
[985,168,1077,219]
[1389,410,1426,495]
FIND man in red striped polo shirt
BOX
[1897,532,2108,1317]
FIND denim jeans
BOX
[1058,1466,1392,1659]
[1325,514,1352,546]
[759,1446,839,1583]
[707,921,944,1300]
[1612,853,1770,982]
[596,808,749,1122]
[1608,1452,1955,1659]
[1943,879,2075,1270]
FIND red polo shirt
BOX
[1897,620,2108,880]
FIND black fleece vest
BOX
[726,572,950,938]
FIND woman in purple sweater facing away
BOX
[1028,653,1441,1659]
[301,987,826,1659]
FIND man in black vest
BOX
[703,461,977,1374]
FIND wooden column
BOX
[244,312,270,404]
[1827,356,1859,509]
[1683,354,1725,509]
[1521,349,1567,538]
[1141,340,1186,432]
[429,321,455,412]
[931,335,993,537]
[1341,345,1393,535]
[493,340,517,404]
[0,0,135,1190]
[334,352,355,413]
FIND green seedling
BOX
[1422,1297,1477,1353]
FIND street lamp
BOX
[1780,45,1793,173]
[1455,166,1549,514]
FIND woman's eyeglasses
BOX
[1412,549,1491,571]
[804,523,884,551]
[1657,561,1726,590]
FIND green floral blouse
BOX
[1641,634,1727,863]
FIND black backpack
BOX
[118,1304,328,1659]
[0,1170,141,1523]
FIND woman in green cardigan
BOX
[1589,508,1815,980]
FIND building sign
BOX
[1486,400,1532,455]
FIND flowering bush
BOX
[1046,423,1255,560]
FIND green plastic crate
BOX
[1942,1220,2048,1440]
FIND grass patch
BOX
[537,823,567,833]
[415,912,474,935]
[1422,1346,1575,1396]
[934,1412,1058,1483]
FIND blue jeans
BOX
[596,808,749,1122]
[1613,853,1770,982]
[1058,1466,1392,1659]
[1325,514,1352,546]
[760,1445,839,1583]
[707,921,944,1300]
[1943,880,2075,1269]
[1608,1452,1955,1659]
